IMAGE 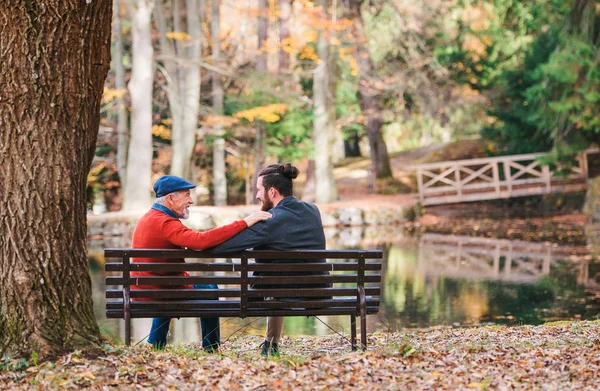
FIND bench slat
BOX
[248,275,381,284]
[105,248,383,260]
[107,298,379,311]
[106,287,381,299]
[106,261,382,272]
[247,287,380,298]
[247,299,380,309]
[106,306,381,319]
[106,276,242,286]
[107,301,242,310]
[106,274,381,286]
[106,289,241,299]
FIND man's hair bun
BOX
[282,163,299,179]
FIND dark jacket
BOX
[209,196,329,290]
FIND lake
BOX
[88,226,600,346]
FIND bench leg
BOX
[358,286,367,351]
[350,315,357,351]
[360,311,367,351]
[124,288,131,345]
[125,315,131,346]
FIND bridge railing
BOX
[408,151,592,205]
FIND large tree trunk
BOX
[313,0,337,203]
[123,0,154,210]
[113,0,130,188]
[0,0,112,357]
[346,1,393,179]
[212,0,227,205]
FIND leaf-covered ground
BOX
[2,321,600,390]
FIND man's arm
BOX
[208,220,271,252]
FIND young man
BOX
[131,175,271,351]
[209,163,328,356]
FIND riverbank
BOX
[2,321,599,389]
[87,194,416,240]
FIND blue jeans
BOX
[147,284,220,350]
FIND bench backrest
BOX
[105,248,383,318]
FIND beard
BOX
[179,207,190,219]
[260,194,274,211]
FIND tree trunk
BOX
[278,0,291,73]
[257,0,268,72]
[346,1,393,179]
[212,0,228,205]
[113,0,130,188]
[313,0,338,203]
[157,0,202,183]
[123,0,154,210]
[0,0,112,357]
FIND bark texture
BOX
[212,0,227,206]
[0,0,112,357]
[113,0,129,187]
[123,0,154,210]
[347,1,393,179]
[313,0,338,203]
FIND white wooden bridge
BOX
[418,234,598,288]
[409,150,596,205]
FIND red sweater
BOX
[131,209,247,293]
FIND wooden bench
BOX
[104,248,383,351]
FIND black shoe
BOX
[259,340,280,357]
[203,343,220,353]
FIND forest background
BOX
[92,0,600,212]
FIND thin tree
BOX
[123,0,154,210]
[313,0,338,202]
[155,0,203,182]
[113,0,130,187]
[0,0,112,357]
[346,0,393,179]
[212,0,227,205]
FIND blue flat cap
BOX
[153,175,196,197]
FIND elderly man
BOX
[209,163,328,357]
[131,175,270,351]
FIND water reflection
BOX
[89,227,600,345]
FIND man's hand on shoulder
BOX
[243,211,272,227]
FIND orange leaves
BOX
[201,115,239,128]
[2,323,600,389]
[152,125,172,140]
[234,103,288,123]
[166,31,191,41]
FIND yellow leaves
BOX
[81,371,96,380]
[201,115,239,127]
[88,162,106,183]
[302,29,318,42]
[166,31,191,41]
[102,87,127,104]
[152,125,172,140]
[299,45,320,63]
[234,103,288,123]
[349,57,359,77]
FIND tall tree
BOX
[212,0,227,205]
[257,0,268,73]
[278,0,292,73]
[123,0,154,210]
[313,0,338,202]
[156,0,203,182]
[346,0,393,179]
[113,0,130,187]
[0,0,112,357]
